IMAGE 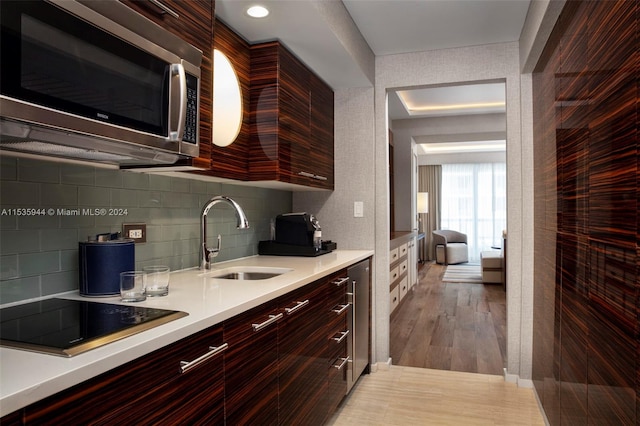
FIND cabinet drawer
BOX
[399,242,408,257]
[327,338,348,368]
[390,286,400,312]
[25,324,225,425]
[327,272,349,307]
[390,265,400,283]
[399,259,408,276]
[389,247,399,263]
[326,353,348,413]
[399,276,409,301]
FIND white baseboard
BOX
[370,357,393,372]
[503,368,534,388]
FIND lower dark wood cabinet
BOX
[22,324,225,425]
[278,280,329,425]
[3,263,369,425]
[224,299,280,425]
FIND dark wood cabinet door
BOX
[309,72,335,190]
[23,324,225,425]
[250,41,334,190]
[278,280,328,425]
[279,44,312,187]
[197,17,251,181]
[224,299,280,425]
[121,0,214,170]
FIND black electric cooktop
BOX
[0,298,188,357]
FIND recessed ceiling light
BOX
[247,5,269,18]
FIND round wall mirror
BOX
[213,49,243,147]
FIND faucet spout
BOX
[200,196,249,270]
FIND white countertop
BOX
[0,250,373,417]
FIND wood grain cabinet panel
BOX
[250,41,334,190]
[121,0,214,170]
[309,72,335,188]
[190,18,251,181]
[532,1,639,425]
[278,279,329,425]
[224,299,280,426]
[22,324,225,425]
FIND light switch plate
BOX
[354,201,364,218]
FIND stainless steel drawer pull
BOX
[313,175,328,181]
[332,277,349,287]
[252,313,283,332]
[179,343,228,374]
[285,299,310,315]
[332,304,349,315]
[332,330,349,344]
[147,0,179,18]
[333,357,349,370]
[298,171,315,178]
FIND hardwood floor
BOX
[390,262,506,375]
[328,366,545,425]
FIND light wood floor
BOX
[327,366,546,425]
[390,262,506,374]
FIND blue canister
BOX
[79,235,135,297]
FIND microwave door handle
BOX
[169,63,187,141]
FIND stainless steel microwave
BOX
[0,0,202,166]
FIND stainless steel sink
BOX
[212,272,281,280]
[204,266,292,281]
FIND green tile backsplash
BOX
[0,156,292,304]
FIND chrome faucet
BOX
[200,196,249,270]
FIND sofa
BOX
[432,230,469,265]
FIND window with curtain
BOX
[440,163,506,263]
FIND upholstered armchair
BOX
[432,230,469,265]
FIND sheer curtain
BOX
[440,163,506,263]
[418,165,441,261]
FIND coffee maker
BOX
[258,213,335,256]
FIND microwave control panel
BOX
[184,73,199,145]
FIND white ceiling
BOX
[390,81,506,120]
[342,0,531,56]
[216,0,531,89]
[215,0,529,154]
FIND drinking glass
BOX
[143,265,170,297]
[120,271,147,302]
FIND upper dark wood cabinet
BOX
[121,0,214,170]
[250,41,335,190]
[190,18,251,181]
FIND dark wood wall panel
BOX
[532,1,639,425]
[532,17,561,424]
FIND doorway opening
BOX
[387,80,507,375]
